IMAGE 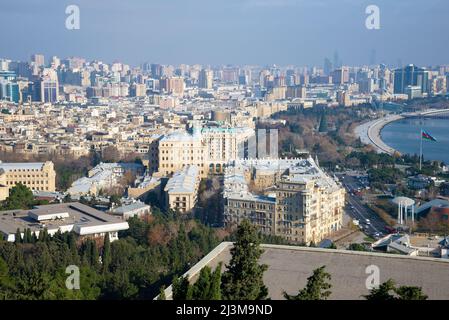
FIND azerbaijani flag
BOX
[422,130,437,142]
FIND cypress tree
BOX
[209,262,222,300]
[172,275,193,300]
[102,233,111,273]
[22,229,29,243]
[192,266,212,300]
[54,229,62,241]
[318,112,328,133]
[221,219,268,300]
[0,257,13,299]
[67,232,79,265]
[157,286,166,300]
[38,242,54,273]
[15,228,22,243]
[38,228,49,242]
[31,232,37,244]
[25,229,32,244]
[185,282,193,300]
[90,240,99,270]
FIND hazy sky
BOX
[0,0,448,67]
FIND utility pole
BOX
[419,128,423,171]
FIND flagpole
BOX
[419,128,423,171]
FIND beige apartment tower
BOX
[223,158,345,245]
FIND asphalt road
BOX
[337,173,389,239]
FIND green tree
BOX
[14,228,22,243]
[0,205,220,300]
[172,275,193,300]
[209,262,222,300]
[364,279,428,300]
[0,257,14,299]
[24,228,33,244]
[3,183,34,210]
[38,228,49,242]
[283,266,332,300]
[109,194,121,208]
[221,220,268,300]
[318,112,328,133]
[364,279,396,300]
[395,286,428,300]
[192,266,212,300]
[172,264,223,300]
[89,240,99,270]
[22,229,29,244]
[157,286,166,300]
[63,194,72,203]
[348,243,367,251]
[102,233,111,273]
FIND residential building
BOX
[31,54,45,67]
[0,161,56,200]
[164,165,200,213]
[223,157,345,244]
[160,76,185,96]
[199,69,213,89]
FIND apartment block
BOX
[164,165,200,213]
[223,157,345,244]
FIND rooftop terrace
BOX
[162,242,449,300]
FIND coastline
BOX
[355,108,449,156]
[354,115,403,155]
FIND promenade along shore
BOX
[354,114,403,155]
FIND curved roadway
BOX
[355,108,449,155]
[355,115,402,155]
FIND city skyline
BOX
[2,52,448,71]
[1,0,449,304]
[0,0,448,66]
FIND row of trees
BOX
[0,207,220,300]
[267,105,376,167]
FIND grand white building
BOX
[158,126,254,177]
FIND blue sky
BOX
[0,0,448,67]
